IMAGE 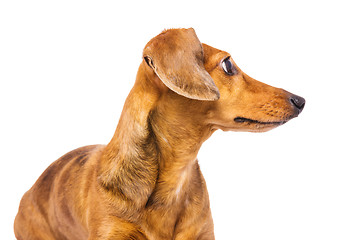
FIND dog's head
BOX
[142,28,305,133]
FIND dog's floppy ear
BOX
[143,28,220,101]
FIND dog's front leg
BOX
[173,218,215,240]
[88,217,149,240]
[173,230,215,240]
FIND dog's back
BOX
[14,145,101,240]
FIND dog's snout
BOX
[289,95,305,114]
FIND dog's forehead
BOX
[202,43,229,64]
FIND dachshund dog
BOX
[14,28,305,240]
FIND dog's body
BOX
[14,28,305,240]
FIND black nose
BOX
[290,95,305,114]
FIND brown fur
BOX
[14,28,305,240]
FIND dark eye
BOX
[222,57,234,75]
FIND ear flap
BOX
[143,28,220,101]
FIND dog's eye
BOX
[222,57,234,76]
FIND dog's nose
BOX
[290,94,305,114]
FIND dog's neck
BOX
[146,95,214,206]
[99,64,214,208]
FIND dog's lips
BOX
[233,117,287,126]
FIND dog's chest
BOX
[141,200,190,240]
[140,180,204,238]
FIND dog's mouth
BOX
[234,117,287,126]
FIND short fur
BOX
[14,28,305,240]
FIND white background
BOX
[1,0,359,239]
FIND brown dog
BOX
[14,28,305,240]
